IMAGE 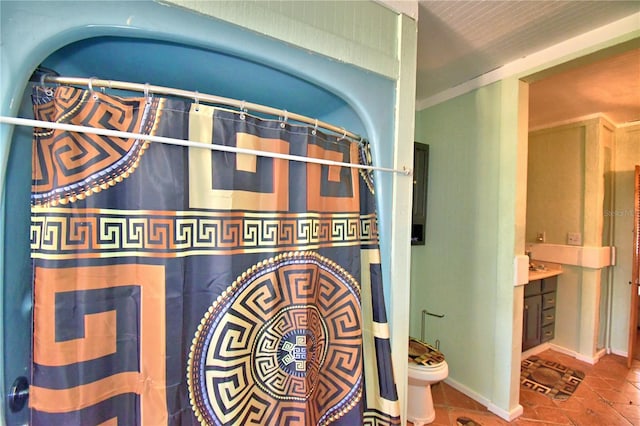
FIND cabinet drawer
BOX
[525,280,541,296]
[541,324,555,342]
[542,276,557,293]
[542,308,555,326]
[542,293,556,309]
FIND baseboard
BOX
[443,377,491,408]
[574,348,607,365]
[609,347,628,357]
[487,402,524,422]
[547,343,577,358]
[522,342,609,364]
[443,344,611,424]
[443,378,523,421]
[521,342,551,360]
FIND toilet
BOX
[407,338,449,425]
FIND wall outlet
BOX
[567,232,582,246]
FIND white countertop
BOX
[528,261,562,282]
[529,269,562,281]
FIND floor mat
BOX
[456,417,481,426]
[520,356,585,400]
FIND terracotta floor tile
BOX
[428,406,451,425]
[432,382,447,406]
[552,394,588,412]
[442,383,486,411]
[595,385,640,405]
[582,374,623,390]
[519,388,557,408]
[406,350,638,425]
[626,370,640,382]
[565,406,632,426]
[447,408,508,426]
[511,419,556,425]
[614,402,640,423]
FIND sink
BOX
[529,264,547,272]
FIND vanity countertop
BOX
[528,261,562,281]
[529,269,562,281]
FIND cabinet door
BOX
[522,294,542,350]
[411,142,429,245]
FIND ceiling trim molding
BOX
[528,113,618,132]
[416,12,640,111]
[618,120,640,129]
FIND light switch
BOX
[567,232,582,245]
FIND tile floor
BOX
[407,348,640,425]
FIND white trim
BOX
[575,348,607,365]
[547,343,578,358]
[521,342,552,361]
[527,243,614,269]
[443,378,491,410]
[529,113,619,132]
[487,402,524,422]
[618,120,640,129]
[514,254,530,287]
[444,377,523,421]
[610,347,629,357]
[416,12,640,111]
[522,342,608,365]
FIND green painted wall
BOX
[611,124,640,354]
[527,125,585,244]
[412,79,522,414]
[163,0,399,78]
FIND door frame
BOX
[627,165,640,367]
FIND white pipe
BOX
[43,76,360,141]
[0,116,411,175]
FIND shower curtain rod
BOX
[0,116,411,176]
[42,75,360,141]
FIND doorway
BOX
[523,45,640,374]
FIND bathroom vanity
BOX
[522,269,561,351]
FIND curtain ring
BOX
[40,73,54,96]
[312,118,318,136]
[239,100,246,119]
[280,110,288,128]
[337,127,347,141]
[194,91,200,112]
[88,77,99,100]
[144,83,152,105]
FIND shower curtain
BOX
[28,86,400,425]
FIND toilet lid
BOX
[408,337,445,366]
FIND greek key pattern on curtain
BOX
[29,86,400,425]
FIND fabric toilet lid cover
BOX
[408,337,445,366]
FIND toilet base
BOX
[407,381,436,425]
[407,412,435,426]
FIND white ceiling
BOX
[415,1,640,126]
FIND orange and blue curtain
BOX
[29,86,399,425]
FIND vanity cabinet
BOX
[522,275,558,351]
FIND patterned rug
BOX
[456,417,481,426]
[520,356,585,400]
